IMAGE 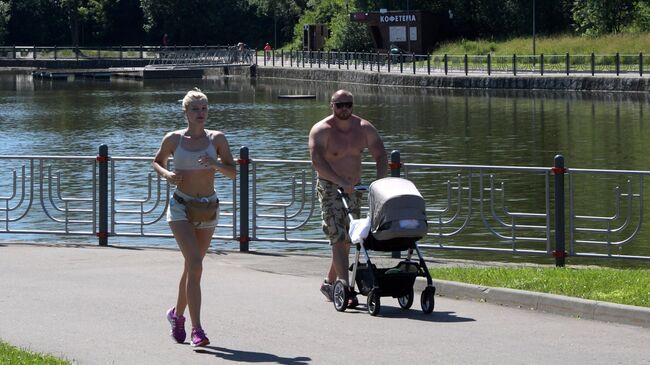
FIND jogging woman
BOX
[152,88,236,347]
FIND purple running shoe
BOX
[166,307,186,343]
[191,327,210,347]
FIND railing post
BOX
[119,45,123,60]
[12,45,16,59]
[97,144,109,247]
[464,54,468,75]
[427,54,430,75]
[54,45,58,60]
[552,154,566,267]
[640,52,643,77]
[387,52,391,73]
[591,52,595,76]
[513,53,517,76]
[238,146,250,252]
[33,45,37,60]
[565,52,570,75]
[140,45,143,59]
[390,150,401,258]
[616,52,620,76]
[281,49,284,67]
[399,54,403,73]
[377,51,381,72]
[412,53,416,74]
[444,54,448,75]
[487,53,491,75]
[540,53,544,75]
[272,49,275,66]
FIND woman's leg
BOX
[170,221,215,328]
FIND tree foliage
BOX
[572,0,635,36]
[0,1,9,45]
[1,0,649,48]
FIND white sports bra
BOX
[173,133,218,170]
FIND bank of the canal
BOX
[254,66,650,92]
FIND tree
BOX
[0,1,9,45]
[325,11,373,51]
[572,0,635,36]
[245,0,305,47]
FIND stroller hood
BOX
[368,177,427,240]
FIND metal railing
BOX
[2,45,644,76]
[1,146,649,264]
[259,50,648,77]
[0,45,256,66]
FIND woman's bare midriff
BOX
[175,169,216,197]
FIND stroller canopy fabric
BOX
[368,177,427,240]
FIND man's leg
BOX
[331,241,350,283]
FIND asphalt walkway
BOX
[0,243,649,364]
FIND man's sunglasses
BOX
[334,101,353,109]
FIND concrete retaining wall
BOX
[255,66,650,92]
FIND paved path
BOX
[0,244,649,364]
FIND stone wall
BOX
[254,67,650,92]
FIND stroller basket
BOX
[355,261,420,297]
[368,177,428,241]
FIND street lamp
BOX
[532,0,536,57]
[406,0,410,52]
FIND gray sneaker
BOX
[320,281,333,301]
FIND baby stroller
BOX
[333,177,436,316]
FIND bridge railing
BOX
[1,146,649,264]
[0,45,256,65]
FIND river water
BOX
[1,72,649,265]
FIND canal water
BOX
[0,72,649,265]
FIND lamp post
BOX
[406,0,411,52]
[532,0,536,58]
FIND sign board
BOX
[389,26,406,42]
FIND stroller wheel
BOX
[333,280,349,312]
[421,287,435,314]
[367,288,381,316]
[398,288,414,310]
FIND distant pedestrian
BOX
[152,88,236,348]
[162,33,169,47]
[264,42,272,60]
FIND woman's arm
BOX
[152,132,183,185]
[210,132,236,180]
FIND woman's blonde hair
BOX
[182,87,208,111]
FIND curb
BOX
[415,278,650,329]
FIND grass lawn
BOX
[435,32,650,55]
[429,266,650,308]
[0,341,70,365]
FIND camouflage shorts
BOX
[317,178,362,244]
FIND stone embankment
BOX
[254,66,650,92]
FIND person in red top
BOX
[263,42,272,60]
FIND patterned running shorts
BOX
[317,178,362,244]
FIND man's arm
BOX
[364,122,388,179]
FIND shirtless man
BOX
[309,89,387,306]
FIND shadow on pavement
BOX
[195,346,311,364]
[339,305,476,322]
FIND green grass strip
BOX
[429,267,650,308]
[0,341,70,365]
